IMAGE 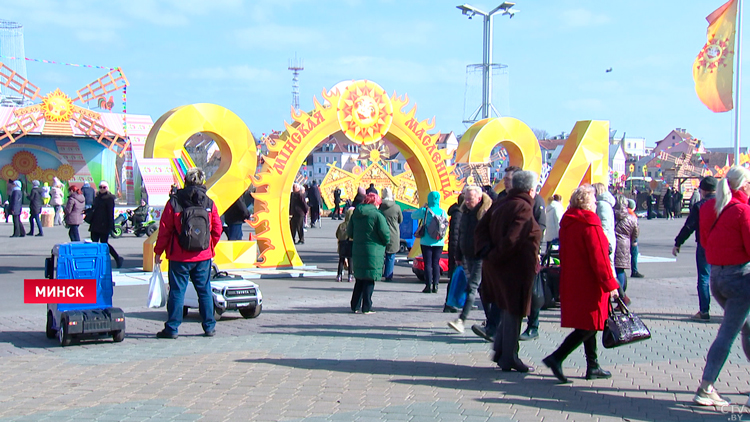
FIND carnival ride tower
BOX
[0,20,27,106]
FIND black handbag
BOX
[602,297,651,348]
[84,207,94,224]
[531,272,545,310]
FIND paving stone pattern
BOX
[0,219,747,421]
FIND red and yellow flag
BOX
[694,0,737,113]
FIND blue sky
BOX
[0,0,743,148]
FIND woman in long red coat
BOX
[542,184,620,383]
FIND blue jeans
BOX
[630,243,639,274]
[615,268,627,296]
[225,223,243,241]
[421,245,443,288]
[165,259,215,335]
[460,259,482,321]
[68,225,80,241]
[696,244,711,314]
[383,253,395,281]
[28,213,42,235]
[702,263,750,383]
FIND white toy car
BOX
[183,276,263,320]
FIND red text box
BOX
[24,279,97,304]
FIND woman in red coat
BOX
[543,185,620,383]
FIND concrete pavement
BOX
[0,217,747,421]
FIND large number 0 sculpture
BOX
[142,81,608,269]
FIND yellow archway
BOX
[252,80,462,268]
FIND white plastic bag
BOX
[147,267,167,308]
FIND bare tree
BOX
[532,128,549,140]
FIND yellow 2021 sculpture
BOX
[141,80,609,269]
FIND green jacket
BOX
[347,203,390,281]
[379,199,403,254]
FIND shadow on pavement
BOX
[238,357,725,421]
[262,305,439,315]
[638,312,724,324]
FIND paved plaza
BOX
[0,217,748,421]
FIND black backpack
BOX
[171,195,214,252]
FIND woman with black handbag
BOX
[542,185,620,383]
[693,166,750,407]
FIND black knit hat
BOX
[699,176,718,191]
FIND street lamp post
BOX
[457,2,518,122]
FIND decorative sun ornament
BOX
[337,80,393,145]
[41,89,74,122]
[358,141,391,163]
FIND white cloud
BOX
[561,8,611,28]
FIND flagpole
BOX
[735,0,744,165]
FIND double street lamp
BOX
[457,2,519,122]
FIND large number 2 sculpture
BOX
[142,104,257,271]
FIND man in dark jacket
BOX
[223,196,250,240]
[27,180,44,236]
[663,187,674,219]
[8,180,24,237]
[307,180,323,228]
[379,187,403,282]
[483,185,498,201]
[447,187,492,332]
[81,181,95,209]
[90,181,123,268]
[332,186,343,220]
[475,170,542,372]
[290,183,309,244]
[673,176,717,321]
[446,194,464,285]
[154,167,223,339]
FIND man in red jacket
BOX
[154,168,223,339]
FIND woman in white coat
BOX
[545,194,564,246]
[50,177,65,226]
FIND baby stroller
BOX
[540,239,560,310]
